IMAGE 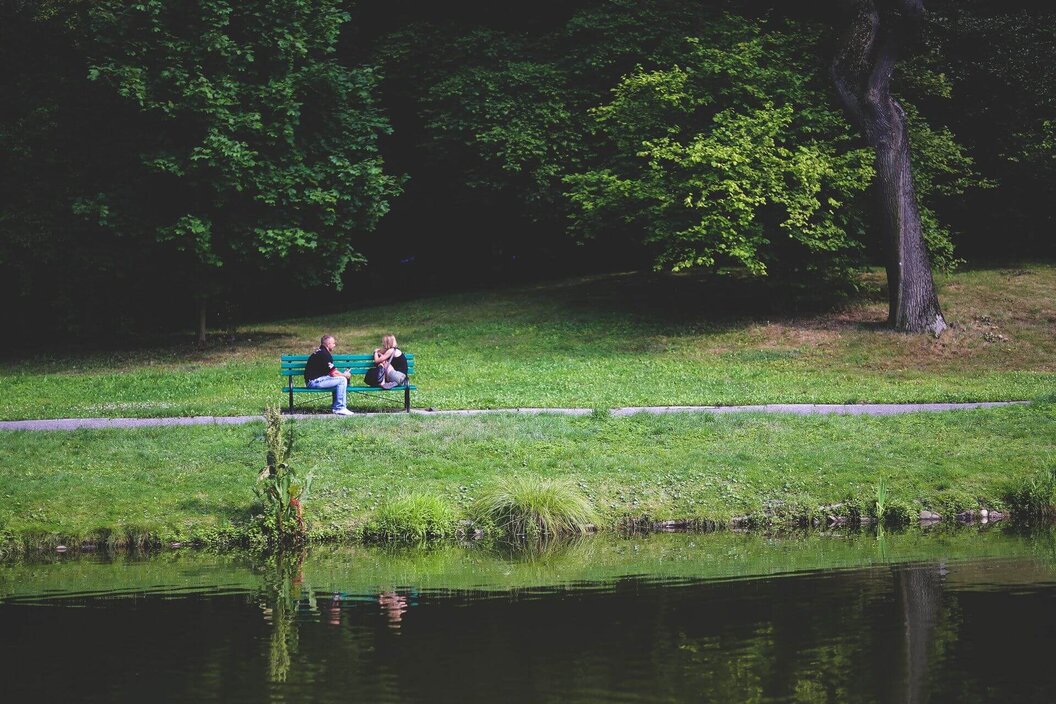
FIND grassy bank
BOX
[2,403,1053,552]
[2,264,1054,420]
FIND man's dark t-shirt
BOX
[304,348,335,383]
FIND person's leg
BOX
[333,375,348,410]
[381,368,407,390]
[308,376,349,411]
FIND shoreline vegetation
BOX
[4,527,1051,595]
[2,403,1054,558]
[5,528,1055,597]
[3,265,1054,557]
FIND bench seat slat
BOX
[280,367,392,372]
[281,366,415,377]
[284,385,417,393]
[281,354,414,362]
[280,364,416,370]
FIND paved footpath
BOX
[0,401,1027,431]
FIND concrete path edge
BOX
[0,401,1030,431]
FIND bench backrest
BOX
[281,353,416,383]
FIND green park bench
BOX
[280,353,416,413]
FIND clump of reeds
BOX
[874,476,888,520]
[364,493,458,542]
[1003,467,1056,520]
[473,476,597,540]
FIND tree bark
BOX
[832,0,947,336]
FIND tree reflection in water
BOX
[895,561,947,704]
[218,530,1056,702]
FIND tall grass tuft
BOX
[474,476,598,540]
[874,476,888,523]
[1003,467,1056,520]
[591,407,611,421]
[365,493,458,542]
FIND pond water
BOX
[3,528,1056,703]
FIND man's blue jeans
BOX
[307,375,348,411]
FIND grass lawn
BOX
[1,264,1054,420]
[3,263,1054,552]
[2,402,1053,549]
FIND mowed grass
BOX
[1,403,1053,545]
[1,264,1054,420]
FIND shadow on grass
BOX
[3,268,901,369]
[848,319,892,332]
[526,269,885,331]
[175,498,256,525]
[283,394,408,416]
[0,330,295,370]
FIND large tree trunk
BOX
[832,0,947,336]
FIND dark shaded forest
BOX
[1,0,1053,344]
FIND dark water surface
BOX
[3,529,1056,703]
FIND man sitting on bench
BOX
[304,335,355,416]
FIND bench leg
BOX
[289,387,294,413]
[404,386,411,412]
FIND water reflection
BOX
[895,562,946,704]
[378,591,409,628]
[3,528,1056,703]
[259,550,305,683]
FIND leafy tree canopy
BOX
[82,0,400,293]
[373,2,985,290]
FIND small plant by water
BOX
[874,476,888,523]
[474,476,597,540]
[257,407,313,545]
[364,493,458,542]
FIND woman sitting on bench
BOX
[373,334,408,390]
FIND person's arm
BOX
[374,347,395,364]
[327,359,351,379]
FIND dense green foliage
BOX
[922,0,1056,258]
[1,0,399,337]
[0,0,1052,340]
[564,17,877,282]
[83,0,398,286]
[373,1,987,292]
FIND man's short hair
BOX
[320,334,335,347]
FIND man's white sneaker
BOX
[333,408,354,416]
